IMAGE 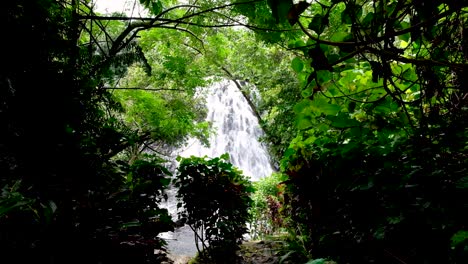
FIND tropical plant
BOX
[174,154,254,263]
[238,0,468,262]
[249,172,287,239]
[1,1,177,262]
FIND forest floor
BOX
[237,239,292,264]
[166,238,336,264]
[166,239,286,264]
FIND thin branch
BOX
[223,70,263,124]
[156,25,205,46]
[142,142,172,157]
[328,84,385,99]
[182,42,204,56]
[158,19,243,28]
[103,87,185,91]
[297,8,459,47]
[322,83,388,104]
[329,47,366,66]
[79,4,201,21]
[366,46,467,69]
[80,21,107,56]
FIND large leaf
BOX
[291,57,304,73]
[308,14,329,35]
[451,230,468,247]
[288,1,311,25]
[310,96,341,115]
[267,0,293,23]
[296,116,313,129]
[328,114,360,128]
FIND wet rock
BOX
[167,254,192,264]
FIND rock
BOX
[237,240,282,264]
[167,254,193,264]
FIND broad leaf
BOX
[291,57,304,73]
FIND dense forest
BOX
[1,0,468,263]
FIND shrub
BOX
[249,172,287,239]
[174,154,254,263]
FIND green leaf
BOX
[159,177,171,187]
[294,99,312,114]
[341,4,361,24]
[361,12,374,27]
[399,32,411,42]
[0,201,31,217]
[279,250,296,263]
[288,1,311,26]
[310,96,341,115]
[330,31,350,42]
[320,104,341,115]
[305,259,326,264]
[316,70,332,84]
[268,0,293,23]
[283,148,296,158]
[151,1,162,15]
[291,57,304,73]
[308,14,328,35]
[328,114,360,128]
[341,10,352,24]
[328,54,341,64]
[220,153,230,161]
[296,116,313,130]
[120,220,141,229]
[451,230,468,247]
[301,86,313,98]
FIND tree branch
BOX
[365,46,468,69]
[223,69,264,124]
[297,8,459,47]
[103,87,185,92]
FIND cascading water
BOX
[160,80,274,257]
[180,80,273,180]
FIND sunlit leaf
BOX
[451,230,468,247]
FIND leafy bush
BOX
[91,154,174,263]
[249,172,287,239]
[280,124,468,263]
[174,154,254,263]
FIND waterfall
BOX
[160,80,274,257]
[180,80,273,180]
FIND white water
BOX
[180,80,273,180]
[160,80,274,257]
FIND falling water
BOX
[160,80,274,257]
[180,80,273,180]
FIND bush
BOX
[249,172,287,239]
[174,154,254,263]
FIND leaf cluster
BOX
[245,0,468,263]
[174,154,254,263]
[0,1,177,263]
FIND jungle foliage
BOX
[0,0,199,262]
[235,0,468,263]
[2,0,468,263]
[175,154,254,263]
[249,172,287,240]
